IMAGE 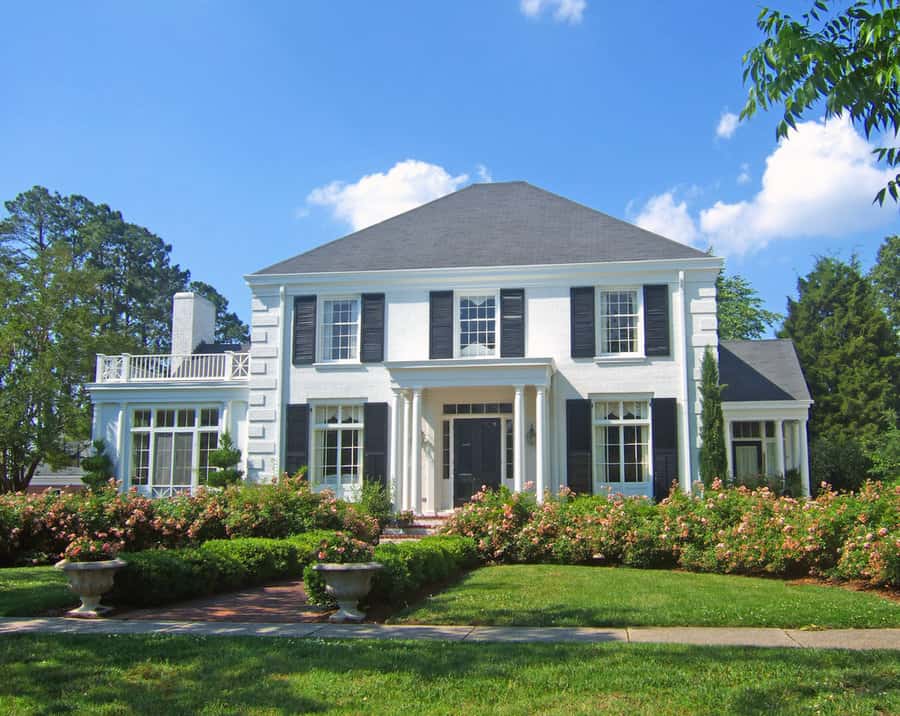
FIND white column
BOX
[775,419,786,478]
[535,386,547,502]
[513,385,525,493]
[410,389,423,514]
[724,418,733,479]
[389,390,401,508]
[799,418,811,497]
[401,390,412,511]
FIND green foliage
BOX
[698,347,728,486]
[109,532,339,607]
[79,440,114,492]
[358,480,392,527]
[0,186,249,492]
[779,255,900,443]
[741,0,900,204]
[716,272,782,340]
[865,420,900,483]
[206,432,243,488]
[870,235,900,336]
[302,535,478,607]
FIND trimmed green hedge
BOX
[303,535,479,607]
[109,531,339,607]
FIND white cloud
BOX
[700,116,896,254]
[307,160,469,231]
[632,191,701,246]
[632,117,896,255]
[520,0,586,24]
[716,111,740,139]
[476,163,493,183]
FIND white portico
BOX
[386,358,555,513]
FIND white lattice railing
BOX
[95,352,251,383]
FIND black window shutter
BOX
[651,397,678,501]
[570,287,595,358]
[500,288,525,358]
[292,296,317,365]
[284,404,310,477]
[360,293,385,363]
[429,290,454,359]
[363,402,389,489]
[643,285,670,357]
[566,399,593,495]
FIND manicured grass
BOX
[1,634,897,715]
[0,566,76,617]
[392,565,900,629]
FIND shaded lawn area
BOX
[0,566,76,617]
[392,565,900,629]
[1,634,897,716]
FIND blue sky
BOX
[2,1,895,331]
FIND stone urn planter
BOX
[54,558,126,617]
[312,562,383,623]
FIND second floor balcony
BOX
[95,351,250,384]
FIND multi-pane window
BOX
[312,405,364,493]
[731,420,778,477]
[593,400,651,483]
[600,290,640,354]
[319,298,360,362]
[458,294,497,357]
[130,407,221,496]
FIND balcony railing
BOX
[95,352,250,383]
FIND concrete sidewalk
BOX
[1,618,899,650]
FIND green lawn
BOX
[0,566,76,617]
[1,634,897,715]
[392,565,900,629]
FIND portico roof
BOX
[384,357,555,389]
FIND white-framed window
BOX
[731,420,778,477]
[598,288,641,355]
[130,406,221,496]
[318,297,361,362]
[456,291,498,357]
[593,399,651,484]
[311,404,364,494]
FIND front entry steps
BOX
[379,515,451,542]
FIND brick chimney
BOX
[171,292,216,354]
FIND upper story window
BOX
[457,293,497,357]
[318,297,360,362]
[599,289,641,355]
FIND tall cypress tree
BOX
[779,256,899,443]
[699,347,727,487]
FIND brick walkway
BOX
[116,580,330,623]
[2,618,899,650]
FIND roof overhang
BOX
[384,357,555,389]
[87,381,249,404]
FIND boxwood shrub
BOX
[109,530,340,607]
[303,535,479,607]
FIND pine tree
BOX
[699,347,727,487]
[779,256,900,443]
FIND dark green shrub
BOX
[811,434,872,493]
[359,480,392,527]
[79,440,114,493]
[206,432,243,488]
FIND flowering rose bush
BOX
[442,481,900,587]
[0,473,379,566]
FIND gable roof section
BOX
[718,339,811,402]
[255,181,709,275]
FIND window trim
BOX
[129,405,223,496]
[454,289,500,359]
[590,397,653,488]
[317,295,362,364]
[596,286,644,357]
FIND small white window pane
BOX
[153,433,173,486]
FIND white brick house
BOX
[88,182,812,509]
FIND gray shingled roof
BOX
[255,181,709,275]
[719,340,811,402]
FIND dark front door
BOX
[453,418,502,506]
